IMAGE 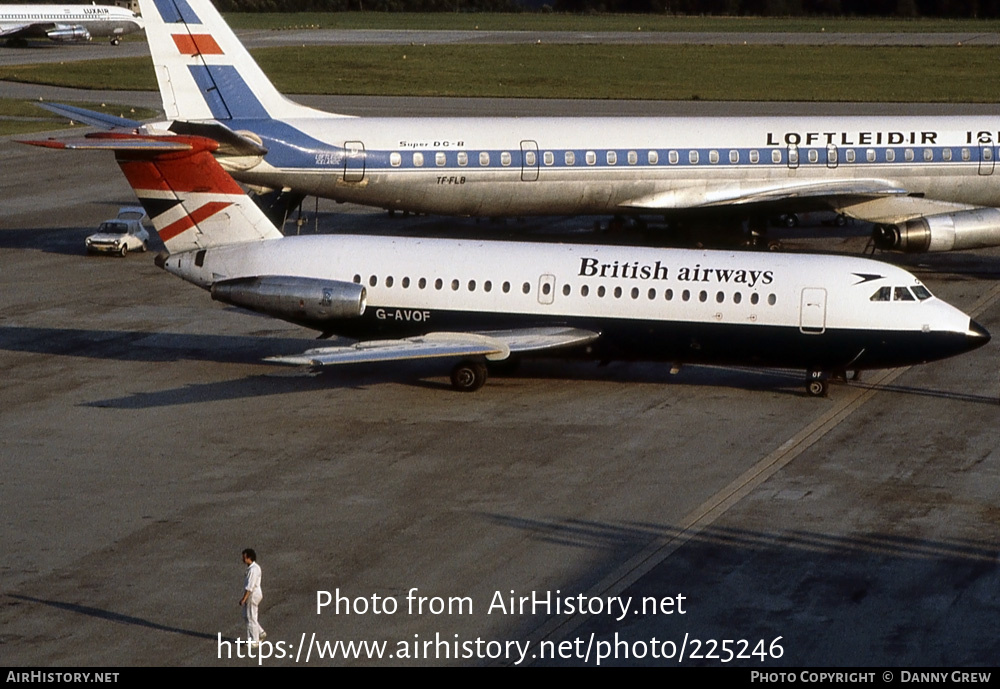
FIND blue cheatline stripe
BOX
[188,66,270,121]
[151,0,201,24]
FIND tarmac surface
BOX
[2,86,1000,667]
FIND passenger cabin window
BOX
[845,149,855,163]
[807,149,818,163]
[904,149,914,162]
[543,151,554,166]
[771,149,781,164]
[648,151,659,165]
[606,151,617,165]
[500,152,512,167]
[942,148,952,161]
[668,150,679,165]
[923,148,933,162]
[886,149,896,162]
[729,150,739,164]
[627,151,638,165]
[435,152,446,167]
[867,149,876,163]
[524,151,536,166]
[709,150,719,164]
[479,152,490,166]
[565,151,576,166]
[390,152,402,167]
[689,150,699,164]
[962,148,972,161]
[585,151,596,166]
[749,150,760,164]
[457,152,468,166]
[413,152,424,167]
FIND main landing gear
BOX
[450,359,488,392]
[805,369,861,397]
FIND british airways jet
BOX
[52,0,986,254]
[23,131,990,395]
[0,4,142,45]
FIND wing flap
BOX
[266,327,601,367]
[620,179,908,211]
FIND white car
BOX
[86,207,151,256]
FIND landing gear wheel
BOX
[805,371,829,397]
[767,240,783,251]
[111,37,121,46]
[806,379,828,397]
[450,359,488,392]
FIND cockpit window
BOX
[911,285,933,300]
[870,286,891,302]
[894,287,916,301]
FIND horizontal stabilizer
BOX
[266,327,601,367]
[21,136,193,152]
[36,102,144,131]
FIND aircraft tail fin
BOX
[22,133,284,254]
[137,0,342,122]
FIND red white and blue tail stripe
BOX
[138,0,341,122]
[23,133,283,254]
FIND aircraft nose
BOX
[966,319,991,349]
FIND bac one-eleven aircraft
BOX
[24,132,989,395]
[43,0,1000,254]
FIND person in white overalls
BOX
[240,548,266,645]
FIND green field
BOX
[0,99,160,136]
[222,11,1000,33]
[2,44,999,103]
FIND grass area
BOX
[1,44,998,102]
[0,98,160,136]
[222,11,1000,33]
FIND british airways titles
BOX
[579,258,774,288]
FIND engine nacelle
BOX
[211,277,366,326]
[872,208,1000,253]
[47,26,91,42]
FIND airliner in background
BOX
[23,131,990,395]
[38,0,1000,253]
[0,3,142,45]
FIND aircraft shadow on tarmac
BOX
[3,325,996,407]
[7,594,218,642]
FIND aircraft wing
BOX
[619,179,909,211]
[266,327,600,367]
[0,23,36,38]
[36,102,145,131]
